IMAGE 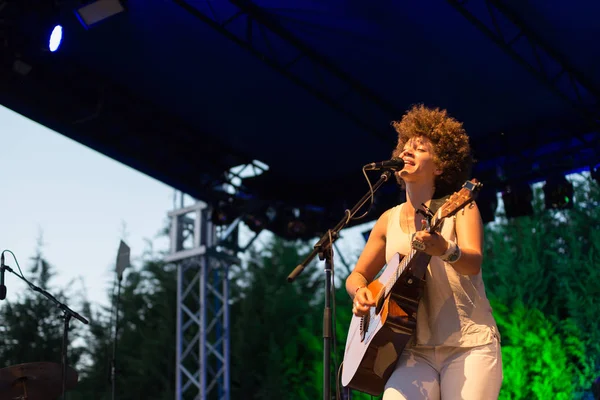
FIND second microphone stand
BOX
[110,272,124,400]
[0,259,89,399]
[287,170,394,400]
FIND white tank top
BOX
[384,203,499,347]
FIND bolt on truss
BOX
[171,0,396,145]
[166,200,240,400]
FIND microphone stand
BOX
[110,272,124,400]
[287,170,394,400]
[0,262,89,399]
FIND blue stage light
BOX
[48,25,62,52]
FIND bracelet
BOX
[354,286,366,296]
[440,240,462,263]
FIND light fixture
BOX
[502,183,533,218]
[476,186,498,224]
[242,206,275,234]
[543,175,573,210]
[48,25,63,52]
[268,207,310,241]
[286,208,307,239]
[210,199,236,226]
[25,5,64,54]
[75,0,125,29]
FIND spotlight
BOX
[16,4,64,54]
[543,175,573,210]
[242,213,267,234]
[502,183,533,218]
[210,199,236,226]
[286,208,307,239]
[48,25,63,52]
[75,0,125,29]
[270,207,313,241]
[242,206,274,234]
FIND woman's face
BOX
[397,136,442,184]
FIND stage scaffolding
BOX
[165,199,241,400]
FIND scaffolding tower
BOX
[166,199,240,400]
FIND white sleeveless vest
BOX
[384,203,500,347]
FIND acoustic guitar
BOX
[341,179,482,395]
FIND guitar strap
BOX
[429,195,450,214]
[423,195,450,232]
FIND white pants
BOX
[383,336,503,400]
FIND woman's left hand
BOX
[411,225,448,256]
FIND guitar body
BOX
[341,251,431,396]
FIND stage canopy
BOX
[2,0,599,239]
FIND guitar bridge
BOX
[360,313,370,342]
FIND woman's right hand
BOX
[352,287,376,317]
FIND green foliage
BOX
[484,174,600,398]
[229,237,323,400]
[0,249,87,370]
[5,175,600,400]
[491,300,591,400]
[72,258,177,400]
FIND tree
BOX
[492,300,591,400]
[0,246,88,390]
[229,237,325,400]
[71,257,177,400]
[483,174,600,398]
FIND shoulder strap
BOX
[429,195,450,215]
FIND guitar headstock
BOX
[431,179,482,231]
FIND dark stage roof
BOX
[2,0,599,237]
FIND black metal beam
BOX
[171,0,398,146]
[447,0,600,147]
[472,129,600,189]
[0,46,249,203]
[488,0,600,103]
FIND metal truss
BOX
[166,200,240,400]
[172,0,397,145]
[447,0,600,133]
[447,0,600,186]
[166,163,265,400]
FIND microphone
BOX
[364,157,405,171]
[0,252,6,300]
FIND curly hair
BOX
[391,104,473,197]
